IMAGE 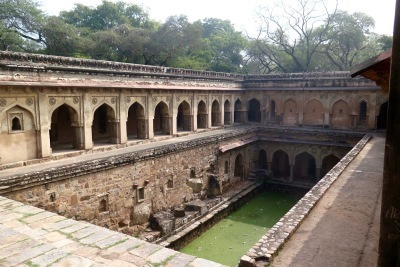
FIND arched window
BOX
[11,117,22,131]
[99,199,107,212]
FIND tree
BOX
[319,11,376,70]
[252,0,338,73]
[0,0,45,51]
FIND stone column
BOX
[37,92,52,158]
[220,98,225,127]
[119,93,128,144]
[193,97,198,132]
[207,95,212,128]
[171,94,177,136]
[147,97,154,139]
[324,112,330,128]
[289,164,294,181]
[82,92,93,149]
[379,1,400,265]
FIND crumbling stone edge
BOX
[238,134,372,267]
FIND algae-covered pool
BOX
[180,191,300,266]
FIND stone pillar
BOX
[82,93,93,149]
[230,98,234,125]
[72,125,84,149]
[37,93,52,158]
[147,97,154,139]
[379,1,400,265]
[316,167,321,181]
[220,99,225,127]
[193,99,198,131]
[109,121,120,144]
[324,112,330,128]
[119,93,128,144]
[207,96,212,128]
[289,164,294,181]
[172,94,177,136]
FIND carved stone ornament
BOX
[0,98,6,107]
[111,97,116,104]
[126,97,131,103]
[92,98,98,105]
[49,97,56,105]
[25,98,33,106]
[73,97,80,104]
[141,96,146,103]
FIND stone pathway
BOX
[270,134,384,267]
[0,197,226,267]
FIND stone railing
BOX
[244,71,352,80]
[0,51,243,81]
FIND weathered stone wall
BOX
[2,128,259,232]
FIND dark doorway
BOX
[211,100,220,126]
[50,104,79,150]
[177,101,191,131]
[293,152,316,182]
[127,102,145,139]
[272,150,290,178]
[234,153,243,178]
[258,149,268,169]
[224,100,231,125]
[154,102,170,135]
[234,99,242,123]
[320,154,340,178]
[248,98,261,122]
[197,100,207,129]
[377,101,388,130]
[92,104,117,144]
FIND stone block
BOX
[185,199,208,215]
[150,211,175,236]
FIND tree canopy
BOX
[0,0,392,73]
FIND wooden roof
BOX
[350,49,392,93]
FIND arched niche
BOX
[197,100,207,129]
[127,102,146,139]
[92,103,118,144]
[331,100,350,129]
[293,152,316,183]
[304,99,324,126]
[153,101,170,135]
[211,100,220,127]
[177,101,192,132]
[283,99,298,126]
[50,104,81,151]
[272,149,290,178]
[224,99,231,125]
[248,98,261,123]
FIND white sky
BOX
[38,0,396,36]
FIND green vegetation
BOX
[0,0,392,73]
[180,191,301,266]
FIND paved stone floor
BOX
[271,134,384,267]
[0,196,227,267]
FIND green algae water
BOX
[180,191,300,266]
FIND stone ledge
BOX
[239,134,372,267]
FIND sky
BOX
[38,0,396,36]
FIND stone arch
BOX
[283,99,298,126]
[50,104,80,151]
[154,101,170,135]
[331,99,350,128]
[377,101,388,130]
[234,98,243,123]
[0,104,37,163]
[234,153,244,178]
[197,100,207,129]
[224,99,231,125]
[177,101,192,132]
[127,102,146,139]
[320,154,340,178]
[211,100,220,126]
[258,149,268,169]
[92,103,118,144]
[272,149,290,178]
[304,99,324,126]
[359,100,368,123]
[293,152,317,183]
[248,98,261,123]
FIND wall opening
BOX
[177,101,191,132]
[359,100,367,125]
[377,101,388,130]
[331,100,350,128]
[234,99,242,123]
[50,104,79,150]
[304,99,324,126]
[272,149,290,178]
[127,102,145,139]
[248,98,261,122]
[211,100,220,127]
[154,101,170,135]
[99,199,107,212]
[293,152,316,183]
[11,117,22,131]
[258,149,268,169]
[234,153,243,178]
[197,100,207,129]
[92,104,117,144]
[283,99,298,126]
[320,154,340,178]
[224,100,231,125]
